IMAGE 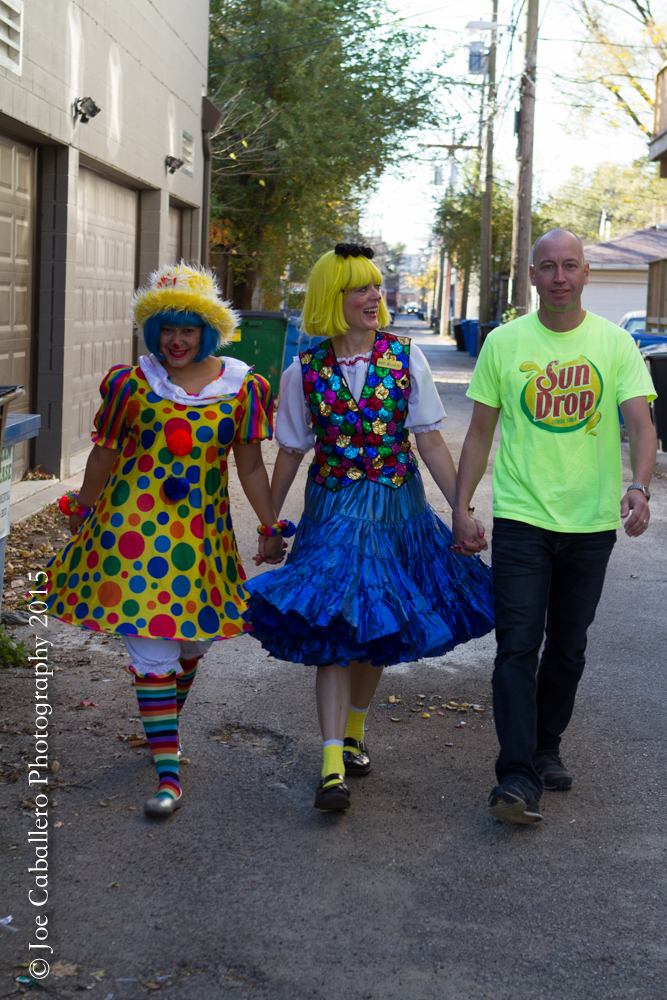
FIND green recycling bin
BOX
[217,310,288,397]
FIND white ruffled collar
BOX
[139,354,251,406]
[291,349,372,367]
[336,350,372,366]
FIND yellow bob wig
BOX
[301,250,392,338]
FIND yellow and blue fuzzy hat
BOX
[130,262,239,346]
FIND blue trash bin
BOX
[282,311,301,372]
[281,312,326,376]
[461,319,479,357]
[631,332,667,350]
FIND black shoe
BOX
[314,774,351,811]
[533,752,572,791]
[488,783,543,825]
[343,738,372,776]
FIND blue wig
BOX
[143,310,221,362]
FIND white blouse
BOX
[139,353,251,405]
[276,341,446,454]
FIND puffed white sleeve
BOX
[405,342,447,433]
[275,358,315,454]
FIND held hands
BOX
[69,513,84,535]
[451,509,488,557]
[620,490,650,538]
[253,534,288,566]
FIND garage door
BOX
[0,133,34,479]
[72,167,136,454]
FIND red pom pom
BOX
[58,495,72,515]
[166,429,193,456]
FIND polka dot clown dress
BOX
[45,361,273,641]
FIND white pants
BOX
[122,636,213,676]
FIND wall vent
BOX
[180,130,194,177]
[0,0,22,75]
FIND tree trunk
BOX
[231,268,257,310]
[460,268,470,319]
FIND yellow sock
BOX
[321,741,344,784]
[344,704,368,753]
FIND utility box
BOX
[0,402,42,612]
[217,311,288,397]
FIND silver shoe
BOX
[177,742,183,761]
[144,792,183,818]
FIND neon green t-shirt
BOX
[467,311,656,532]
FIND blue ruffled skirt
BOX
[244,473,494,667]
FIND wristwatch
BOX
[627,484,651,501]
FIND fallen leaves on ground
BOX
[118,732,147,746]
[51,961,81,977]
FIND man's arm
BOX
[619,395,656,537]
[451,401,500,554]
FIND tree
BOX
[434,164,516,320]
[208,0,447,308]
[433,161,552,319]
[542,158,667,240]
[557,0,666,140]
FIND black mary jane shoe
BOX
[314,774,351,811]
[343,738,372,776]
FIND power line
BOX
[209,35,337,67]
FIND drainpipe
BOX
[201,96,223,267]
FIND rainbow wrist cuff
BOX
[58,491,92,518]
[257,520,297,538]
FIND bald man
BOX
[452,228,657,824]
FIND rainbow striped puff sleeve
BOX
[235,373,275,443]
[91,365,132,450]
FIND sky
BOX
[360,0,653,254]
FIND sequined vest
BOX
[300,331,418,491]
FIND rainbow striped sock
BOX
[134,671,180,801]
[176,657,200,718]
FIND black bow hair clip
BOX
[334,242,375,260]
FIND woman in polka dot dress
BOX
[46,264,285,817]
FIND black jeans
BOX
[491,518,616,796]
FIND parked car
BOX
[618,310,646,335]
[404,302,419,314]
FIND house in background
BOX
[0,0,218,481]
[581,227,667,324]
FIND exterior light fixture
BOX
[72,97,101,123]
[165,155,185,174]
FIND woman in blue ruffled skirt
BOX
[245,244,493,811]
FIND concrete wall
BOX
[0,0,211,478]
[0,0,208,207]
[581,266,648,325]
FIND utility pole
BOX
[510,0,539,315]
[478,0,498,326]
